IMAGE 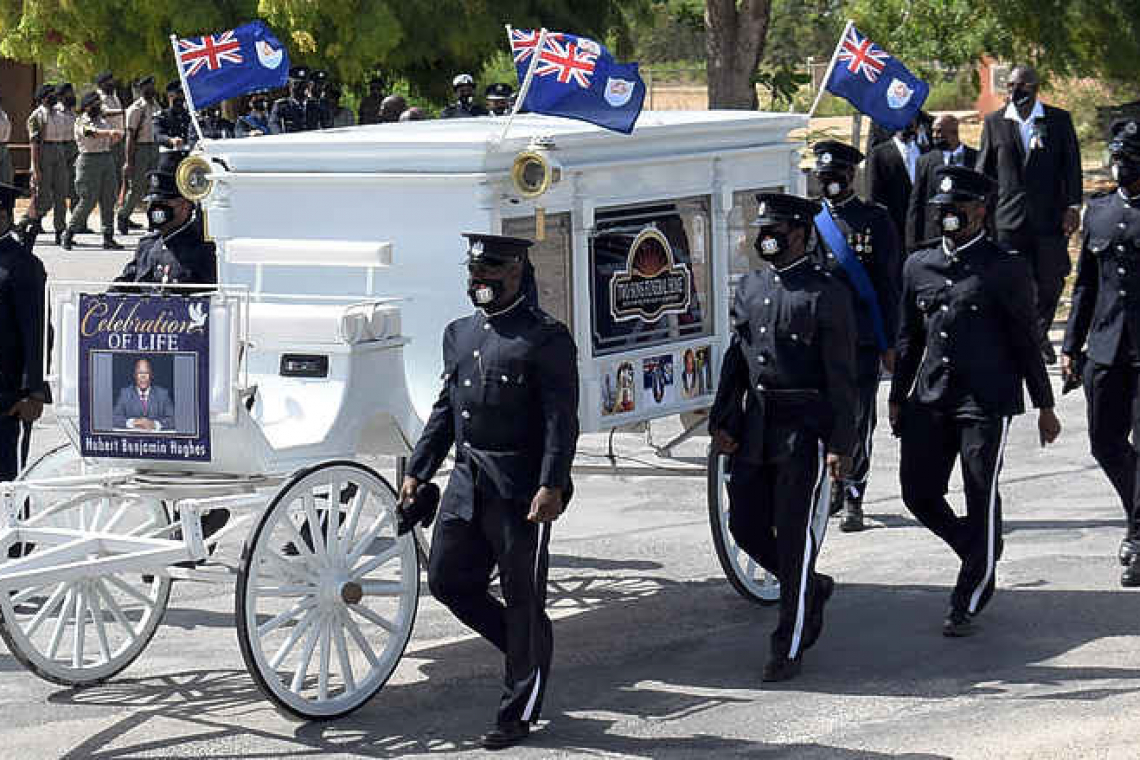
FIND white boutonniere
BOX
[1029,117,1047,151]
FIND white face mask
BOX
[759,237,780,255]
[941,212,963,233]
[825,181,843,198]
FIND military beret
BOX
[485,82,514,100]
[463,232,532,264]
[452,73,475,88]
[1109,119,1140,159]
[79,91,101,110]
[95,71,114,85]
[811,140,864,171]
[928,165,996,205]
[135,75,155,87]
[166,80,182,94]
[752,193,821,227]
[288,66,310,81]
[0,181,26,211]
[34,84,55,101]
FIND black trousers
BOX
[899,403,1011,616]
[727,436,829,661]
[998,230,1070,353]
[0,415,17,482]
[1083,360,1140,540]
[428,485,553,725]
[841,350,882,505]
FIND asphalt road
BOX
[1,230,1137,759]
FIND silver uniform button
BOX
[1121,222,1128,229]
[941,305,949,312]
[791,333,799,340]
[1121,289,1128,296]
[970,304,979,311]
[758,355,768,364]
[764,298,771,305]
[473,349,480,357]
[461,410,471,419]
[483,324,491,330]
[942,356,950,364]
[760,326,767,334]
[501,374,509,382]
[1119,245,1127,252]
[464,441,471,447]
[945,279,953,286]
[1119,267,1127,275]
[939,331,948,338]
[464,379,472,387]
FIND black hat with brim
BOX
[289,66,310,81]
[752,193,821,227]
[34,84,55,101]
[136,75,155,87]
[1110,118,1140,160]
[928,165,996,205]
[166,80,182,94]
[485,83,514,100]
[811,140,864,172]
[143,150,190,202]
[463,232,532,264]
[79,91,101,110]
[95,71,114,85]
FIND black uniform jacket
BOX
[153,107,194,149]
[113,214,217,288]
[407,299,579,520]
[0,233,48,411]
[818,195,902,350]
[890,234,1055,416]
[440,101,490,119]
[976,104,1082,236]
[710,257,859,463]
[269,97,306,134]
[1063,190,1140,366]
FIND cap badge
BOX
[1127,121,1138,136]
[758,202,768,217]
[820,152,833,166]
[940,176,953,192]
[149,175,160,189]
[471,241,484,257]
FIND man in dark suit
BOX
[907,115,979,252]
[976,65,1083,363]
[865,115,922,242]
[112,358,174,430]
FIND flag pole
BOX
[806,19,854,121]
[497,26,548,145]
[169,33,206,145]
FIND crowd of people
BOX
[8,68,513,251]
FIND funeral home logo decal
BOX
[609,226,691,322]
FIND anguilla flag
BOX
[824,24,928,131]
[509,27,645,134]
[175,20,289,109]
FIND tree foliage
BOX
[0,0,639,103]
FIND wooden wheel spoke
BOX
[72,588,87,668]
[47,586,76,660]
[341,611,381,669]
[254,584,318,598]
[349,543,401,580]
[94,580,142,641]
[89,591,113,664]
[289,614,323,693]
[301,493,328,561]
[106,576,155,609]
[348,601,396,633]
[346,511,393,568]
[333,615,356,693]
[258,597,317,638]
[340,486,368,555]
[318,617,332,701]
[269,607,317,670]
[24,583,71,637]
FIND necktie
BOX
[141,392,148,416]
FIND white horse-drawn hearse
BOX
[0,110,808,718]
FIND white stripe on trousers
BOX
[521,521,547,722]
[789,447,827,659]
[968,416,1011,614]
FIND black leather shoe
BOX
[840,501,864,532]
[942,610,976,637]
[1122,556,1140,587]
[1119,539,1140,566]
[103,235,123,250]
[481,720,529,750]
[60,230,74,250]
[116,216,129,236]
[803,574,834,651]
[762,656,803,682]
[828,480,844,517]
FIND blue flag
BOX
[509,28,645,134]
[176,20,289,110]
[824,25,928,131]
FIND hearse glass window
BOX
[589,197,712,357]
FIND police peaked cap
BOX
[929,165,996,205]
[752,193,821,227]
[0,181,26,211]
[288,66,310,81]
[166,80,182,94]
[143,150,189,202]
[79,91,101,110]
[811,140,864,171]
[1109,119,1140,160]
[95,71,114,85]
[57,82,74,93]
[452,73,475,88]
[135,75,155,87]
[463,233,532,264]
[34,83,55,101]
[485,82,514,100]
[310,69,329,83]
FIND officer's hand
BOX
[827,453,852,480]
[888,402,903,437]
[8,398,44,423]
[170,137,184,148]
[1038,407,1062,446]
[881,348,896,374]
[527,486,563,523]
[711,428,739,454]
[1062,207,1080,237]
[399,475,421,505]
[1060,353,1074,383]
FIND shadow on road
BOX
[29,563,1140,758]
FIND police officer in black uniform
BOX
[304,69,332,130]
[0,183,49,484]
[812,140,902,532]
[113,150,217,288]
[485,83,515,116]
[1062,119,1140,586]
[270,67,309,134]
[402,233,578,749]
[891,165,1061,636]
[441,74,489,118]
[154,82,194,150]
[710,193,858,682]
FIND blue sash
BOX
[814,203,888,351]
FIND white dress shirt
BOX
[1003,98,1045,154]
[894,135,919,183]
[943,144,966,166]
